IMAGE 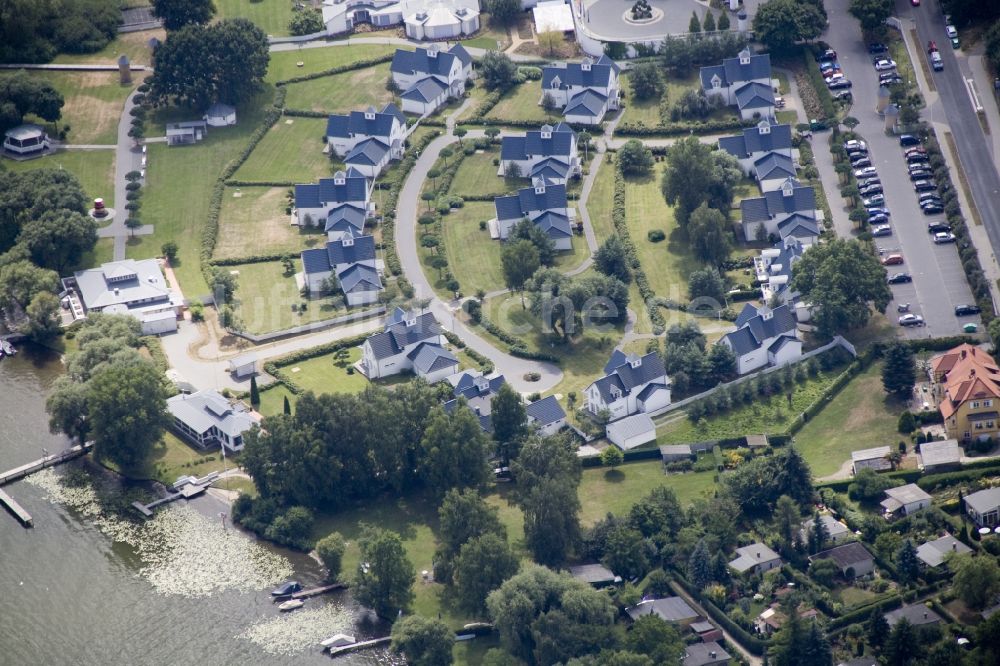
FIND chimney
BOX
[710,651,717,658]
[924,612,928,619]
[114,287,120,296]
[952,543,957,550]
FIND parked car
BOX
[906,153,930,165]
[913,179,937,192]
[900,134,922,146]
[905,147,928,157]
[955,304,981,316]
[922,202,945,214]
[868,213,890,225]
[882,253,904,265]
[872,224,892,237]
[918,192,942,203]
[855,166,878,178]
[815,48,837,62]
[909,170,934,181]
[824,72,846,84]
[851,156,873,168]
[927,221,952,233]
[828,79,853,90]
[833,90,854,102]
[863,194,886,206]
[934,231,957,244]
[868,42,888,53]
[844,139,867,151]
[946,25,958,39]
[820,61,841,73]
[858,177,881,188]
[879,74,904,86]
[899,314,925,327]
[867,206,890,216]
[951,34,960,49]
[931,51,944,71]
[860,184,884,196]
[873,58,897,71]
[888,273,913,284]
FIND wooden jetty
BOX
[0,443,93,487]
[132,483,207,518]
[0,487,32,527]
[327,636,391,657]
[289,582,347,600]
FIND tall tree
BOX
[594,235,631,284]
[0,260,59,312]
[492,384,529,464]
[600,525,649,580]
[687,203,733,266]
[46,376,93,444]
[617,139,654,176]
[885,617,918,666]
[626,615,684,664]
[485,0,521,25]
[420,405,492,495]
[848,0,894,34]
[316,532,346,582]
[688,268,726,308]
[501,239,540,306]
[790,239,891,336]
[688,538,713,590]
[151,0,216,31]
[752,0,826,53]
[951,554,1000,610]
[662,137,742,227]
[0,71,64,134]
[773,495,801,548]
[23,291,62,341]
[249,375,260,406]
[866,606,890,648]
[881,341,916,399]
[895,539,920,585]
[808,510,829,554]
[629,62,664,101]
[15,209,97,272]
[390,615,454,666]
[434,488,506,584]
[480,50,518,91]
[453,533,520,614]
[353,525,415,619]
[87,360,169,471]
[511,217,556,266]
[512,436,582,566]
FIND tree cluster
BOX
[0,70,64,135]
[659,32,749,76]
[723,446,814,515]
[752,0,827,53]
[594,235,632,284]
[617,139,654,176]
[0,0,120,63]
[151,0,216,31]
[656,321,735,396]
[661,136,742,228]
[769,600,832,666]
[848,0,894,35]
[524,268,629,340]
[669,88,723,122]
[628,62,663,101]
[480,51,518,91]
[148,19,269,109]
[354,525,416,618]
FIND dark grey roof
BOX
[723,304,797,357]
[564,89,607,117]
[768,335,800,354]
[963,487,1000,514]
[740,179,814,222]
[337,263,382,294]
[683,641,731,666]
[533,211,572,238]
[916,534,972,567]
[295,169,368,208]
[401,75,449,103]
[407,342,458,375]
[501,122,575,160]
[365,311,441,360]
[590,351,668,403]
[326,235,376,266]
[810,542,874,570]
[326,104,402,140]
[541,55,619,90]
[755,152,796,180]
[884,604,944,627]
[699,48,771,89]
[778,214,820,240]
[453,372,506,399]
[636,381,668,402]
[390,45,463,78]
[719,122,793,159]
[494,182,568,221]
[442,396,493,432]
[345,137,389,166]
[734,303,759,327]
[568,563,616,585]
[525,395,566,426]
[603,349,627,374]
[301,247,331,275]
[735,81,775,110]
[449,43,472,67]
[626,596,698,623]
[530,157,571,180]
[325,203,366,234]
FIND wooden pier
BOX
[132,483,207,518]
[327,637,391,657]
[0,487,32,527]
[289,582,347,600]
[0,443,93,487]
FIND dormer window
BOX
[739,49,751,65]
[781,181,794,197]
[427,45,438,58]
[535,184,545,194]
[342,237,354,247]
[761,307,774,321]
[610,386,621,399]
[629,358,641,369]
[335,177,345,185]
[540,124,552,138]
[406,318,416,327]
[581,61,592,72]
[758,123,771,135]
[711,74,721,89]
[365,111,375,120]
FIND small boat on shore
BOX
[320,633,356,649]
[271,581,301,597]
[278,599,304,612]
[0,340,14,358]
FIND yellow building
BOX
[932,344,1000,442]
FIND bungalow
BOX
[493,179,573,249]
[321,0,479,39]
[166,389,260,454]
[884,603,944,628]
[403,5,479,41]
[300,235,383,305]
[626,597,699,625]
[755,152,798,192]
[65,258,182,335]
[755,605,820,636]
[700,48,774,119]
[881,483,932,518]
[204,102,237,127]
[606,413,657,451]
[294,168,372,227]
[964,487,1000,528]
[325,104,406,178]
[525,395,568,436]
[683,642,731,666]
[729,542,782,576]
[851,445,892,474]
[499,123,581,184]
[718,303,801,375]
[391,44,472,115]
[541,55,621,125]
[740,178,818,242]
[809,542,876,578]
[800,514,851,545]
[584,350,670,421]
[166,120,207,146]
[918,439,962,473]
[916,533,972,568]
[568,563,620,588]
[718,121,794,175]
[3,124,49,155]
[359,308,458,383]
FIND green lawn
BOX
[834,585,879,608]
[620,72,733,128]
[80,238,115,269]
[579,461,717,524]
[257,383,298,417]
[215,0,295,37]
[653,359,851,445]
[282,63,397,114]
[280,347,369,395]
[447,148,508,197]
[229,260,350,334]
[486,81,558,123]
[233,117,331,183]
[585,157,616,243]
[216,186,326,260]
[5,149,116,207]
[794,362,905,478]
[432,201,500,297]
[131,90,277,297]
[52,29,164,67]
[140,431,232,485]
[267,44,403,83]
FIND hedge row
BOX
[907,335,977,353]
[509,345,559,363]
[274,54,395,86]
[381,129,443,275]
[477,314,561,364]
[269,331,372,368]
[615,117,749,137]
[800,47,837,122]
[282,108,326,118]
[827,594,902,631]
[610,164,665,333]
[224,180,296,187]
[916,459,1000,492]
[210,253,289,266]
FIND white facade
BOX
[584,351,671,421]
[405,5,480,40]
[400,86,450,116]
[606,413,657,450]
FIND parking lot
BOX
[820,0,981,339]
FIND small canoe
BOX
[278,599,304,612]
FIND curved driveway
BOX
[395,127,564,393]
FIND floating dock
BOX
[0,487,32,527]
[132,482,207,518]
[0,443,92,487]
[291,582,347,600]
[327,637,391,657]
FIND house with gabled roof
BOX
[300,234,383,305]
[718,303,801,375]
[881,483,932,518]
[541,55,621,125]
[324,203,367,240]
[754,238,808,307]
[729,542,782,576]
[493,178,573,249]
[499,123,580,184]
[809,542,875,578]
[442,370,566,435]
[755,152,797,192]
[964,487,1000,528]
[718,120,794,176]
[391,44,472,115]
[916,533,972,568]
[700,48,774,118]
[931,343,1000,442]
[800,514,851,546]
[166,389,260,454]
[584,350,670,421]
[321,0,479,40]
[325,104,407,178]
[294,168,372,227]
[626,597,700,625]
[740,177,818,242]
[884,603,943,628]
[918,439,961,473]
[360,308,458,383]
[852,446,893,474]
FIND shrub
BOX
[647,229,666,242]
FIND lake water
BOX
[0,346,401,665]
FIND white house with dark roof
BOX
[391,44,472,115]
[322,0,479,39]
[718,303,802,375]
[809,542,876,577]
[755,152,797,192]
[3,124,49,155]
[203,102,236,127]
[964,487,1000,528]
[626,597,700,625]
[700,48,775,118]
[916,533,972,568]
[755,239,807,306]
[493,179,573,249]
[166,389,260,453]
[541,55,621,125]
[800,514,851,545]
[718,120,794,176]
[442,370,566,435]
[584,350,670,421]
[65,259,182,335]
[300,235,383,305]
[740,177,818,242]
[360,308,458,383]
[881,483,932,518]
[294,168,372,227]
[729,542,782,576]
[499,123,580,184]
[607,413,657,450]
[324,203,368,240]
[325,104,407,178]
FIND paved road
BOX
[821,0,979,338]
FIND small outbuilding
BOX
[626,596,700,625]
[745,434,769,449]
[568,563,620,588]
[851,445,892,474]
[166,120,207,146]
[918,439,961,473]
[881,483,932,518]
[204,102,237,127]
[800,514,851,545]
[3,124,49,155]
[228,352,259,378]
[884,603,943,628]
[659,444,693,463]
[606,413,656,450]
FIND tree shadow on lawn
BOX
[603,469,625,483]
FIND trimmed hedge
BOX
[615,117,750,137]
[262,332,372,395]
[916,459,1000,492]
[671,570,767,655]
[224,180,297,187]
[827,594,902,631]
[274,54,395,86]
[611,164,665,333]
[210,253,289,266]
